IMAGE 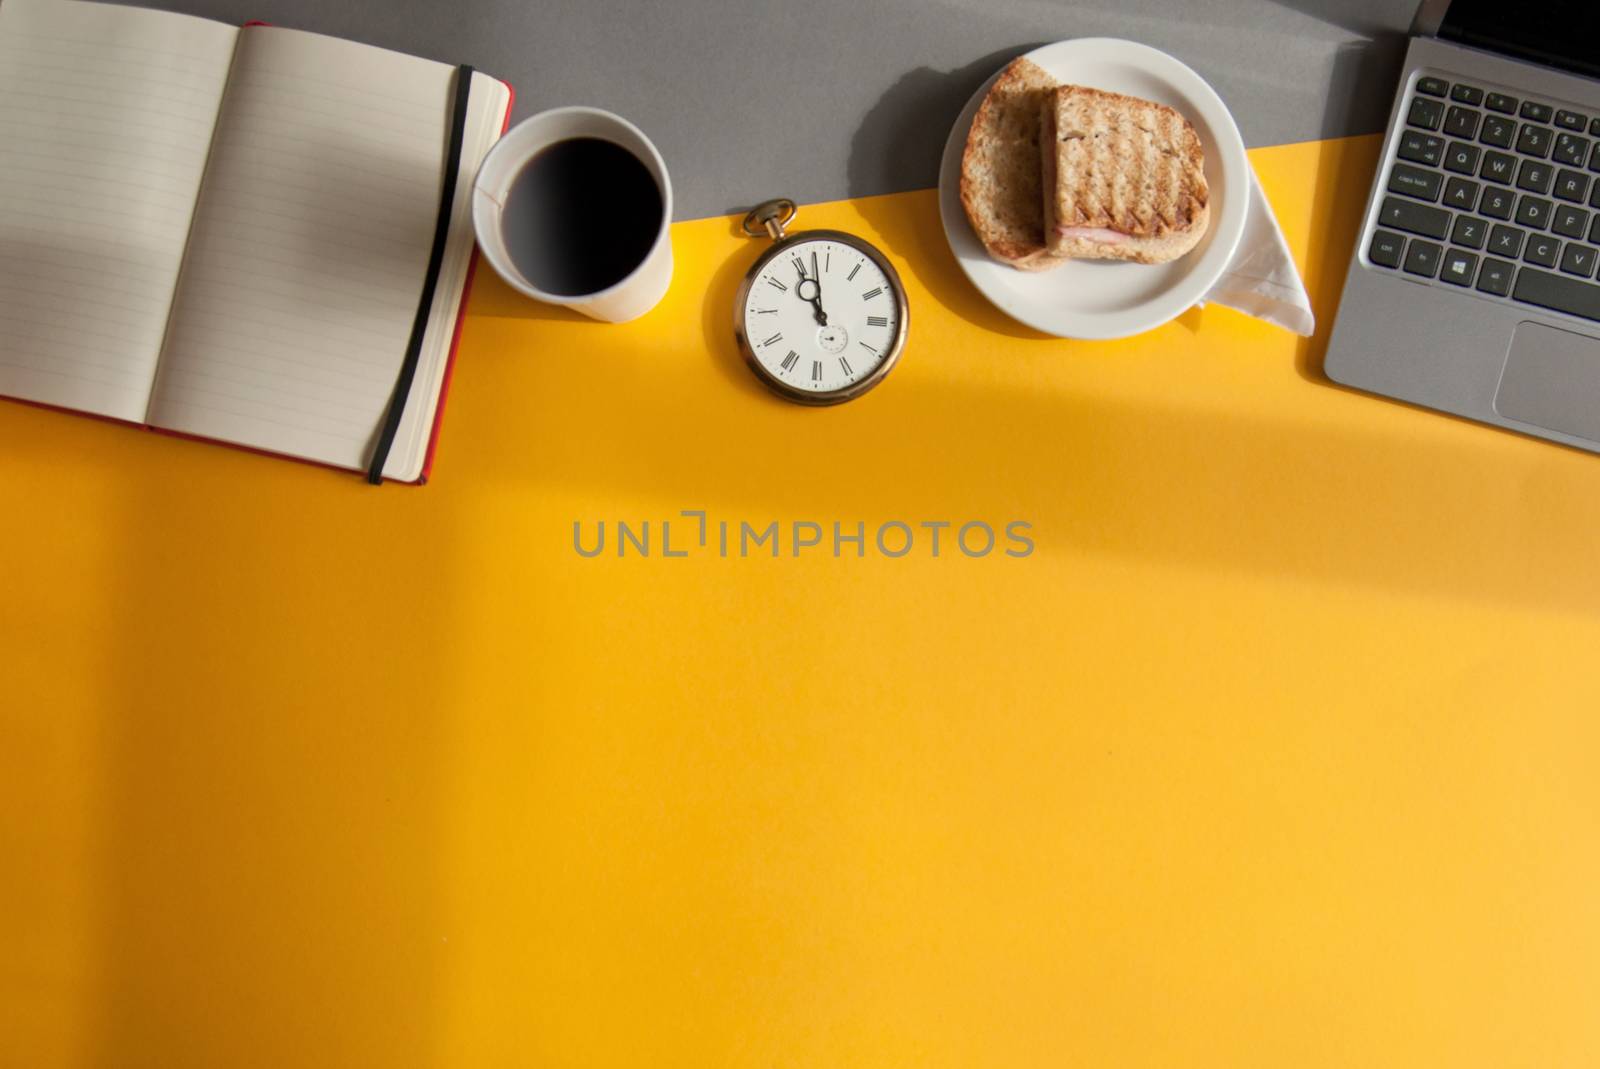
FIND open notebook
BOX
[0,0,512,482]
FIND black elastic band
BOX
[368,63,474,484]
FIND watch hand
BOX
[809,250,829,324]
[808,292,829,326]
[795,271,828,326]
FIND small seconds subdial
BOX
[739,236,906,403]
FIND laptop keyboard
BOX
[1368,71,1600,324]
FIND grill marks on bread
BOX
[1042,83,1210,264]
[1048,86,1207,237]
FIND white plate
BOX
[937,38,1249,340]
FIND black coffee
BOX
[500,137,664,296]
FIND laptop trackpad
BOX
[1495,321,1600,440]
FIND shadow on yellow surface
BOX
[79,460,466,1064]
[6,134,1600,1069]
[447,135,1600,619]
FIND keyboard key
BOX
[1517,123,1554,157]
[1556,109,1588,131]
[1388,162,1444,200]
[1480,114,1517,148]
[1555,133,1590,166]
[1477,257,1516,295]
[1487,92,1518,114]
[1445,141,1480,174]
[1443,176,1479,209]
[1517,195,1554,229]
[1554,168,1590,202]
[1368,229,1405,268]
[1440,248,1478,285]
[1561,243,1597,277]
[1404,239,1443,277]
[1489,223,1526,256]
[1399,130,1445,167]
[1451,84,1485,106]
[1388,164,1440,203]
[1514,265,1600,321]
[1452,215,1487,248]
[1416,76,1449,97]
[1521,101,1553,123]
[1589,143,1600,173]
[1481,187,1516,219]
[1553,204,1590,238]
[1378,195,1451,239]
[1408,97,1444,130]
[1480,150,1516,183]
[1590,215,1600,243]
[1524,233,1561,267]
[1444,105,1481,139]
[1517,159,1554,193]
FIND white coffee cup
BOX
[472,107,673,323]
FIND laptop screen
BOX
[1440,1,1600,81]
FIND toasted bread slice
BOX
[1041,85,1209,264]
[959,57,1063,271]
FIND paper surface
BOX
[1202,167,1317,336]
[147,27,508,478]
[0,0,235,420]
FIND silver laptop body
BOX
[1326,0,1600,453]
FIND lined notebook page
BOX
[0,0,235,422]
[148,27,508,479]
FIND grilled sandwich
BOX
[1040,84,1209,264]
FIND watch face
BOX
[739,234,905,402]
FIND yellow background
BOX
[5,135,1600,1067]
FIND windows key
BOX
[1440,248,1478,285]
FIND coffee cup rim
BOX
[472,106,674,306]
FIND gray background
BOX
[122,0,1417,220]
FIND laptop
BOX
[1326,0,1600,454]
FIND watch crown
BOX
[742,198,797,242]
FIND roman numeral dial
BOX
[740,234,904,403]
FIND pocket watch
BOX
[733,198,909,405]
